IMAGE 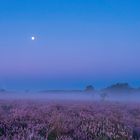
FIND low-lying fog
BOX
[0,91,140,102]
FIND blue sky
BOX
[0,0,140,90]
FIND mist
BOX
[0,89,140,103]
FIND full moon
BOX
[31,36,35,41]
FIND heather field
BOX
[0,100,140,140]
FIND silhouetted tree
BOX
[85,85,94,92]
[101,92,108,101]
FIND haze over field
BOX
[0,83,140,102]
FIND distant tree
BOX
[85,85,94,92]
[25,89,30,93]
[106,82,133,91]
[0,89,6,92]
[101,92,108,101]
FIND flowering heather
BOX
[0,100,139,140]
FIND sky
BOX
[0,0,140,90]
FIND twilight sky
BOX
[0,0,140,90]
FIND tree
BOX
[85,85,94,92]
[101,92,108,101]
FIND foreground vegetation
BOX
[0,100,140,140]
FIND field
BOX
[0,100,140,140]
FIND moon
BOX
[31,36,35,41]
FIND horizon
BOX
[0,0,140,90]
[0,82,140,92]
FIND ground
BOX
[0,100,139,140]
